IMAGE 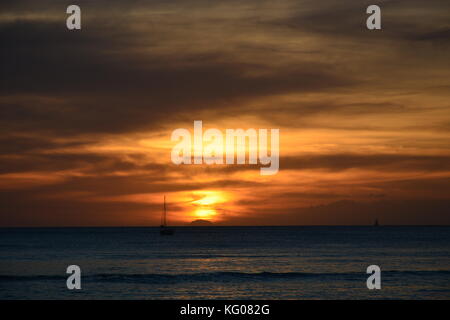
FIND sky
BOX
[0,0,449,226]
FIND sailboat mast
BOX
[159,195,174,235]
[164,195,167,226]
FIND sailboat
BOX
[160,196,175,235]
[374,218,379,227]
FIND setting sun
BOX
[191,191,226,206]
[194,208,217,219]
[189,191,226,221]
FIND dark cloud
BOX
[281,154,450,172]
[275,0,450,44]
[185,154,450,174]
[0,190,160,226]
[0,16,353,137]
[0,135,89,156]
[220,198,450,226]
[412,28,450,42]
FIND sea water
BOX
[0,226,449,299]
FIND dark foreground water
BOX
[0,226,449,299]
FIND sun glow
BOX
[190,190,227,221]
[191,191,226,205]
[194,208,217,219]
[192,194,223,206]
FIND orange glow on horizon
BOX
[194,208,217,219]
[188,190,228,222]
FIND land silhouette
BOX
[190,219,214,226]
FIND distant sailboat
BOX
[374,218,379,227]
[160,196,175,235]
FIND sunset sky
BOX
[1,0,449,226]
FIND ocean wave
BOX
[88,271,348,283]
[1,270,449,284]
[0,271,352,284]
[0,275,65,281]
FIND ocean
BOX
[0,226,449,299]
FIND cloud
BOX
[0,0,449,226]
[273,0,450,43]
[0,15,354,137]
[219,198,450,225]
[281,154,450,172]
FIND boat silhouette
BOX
[160,196,175,235]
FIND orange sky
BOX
[1,0,449,226]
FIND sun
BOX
[190,191,226,221]
[191,190,226,206]
[194,208,217,219]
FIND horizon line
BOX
[1,224,450,229]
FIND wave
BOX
[0,275,66,281]
[87,271,351,283]
[1,270,449,284]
